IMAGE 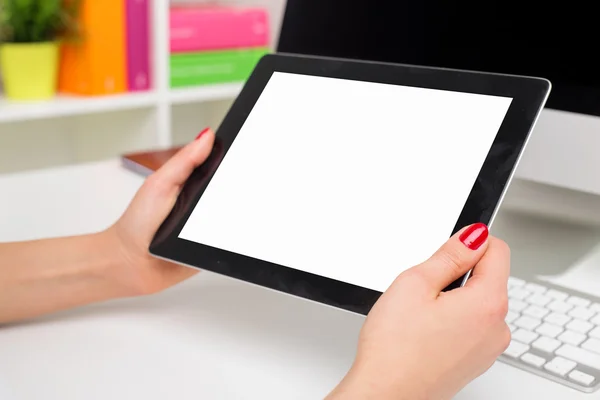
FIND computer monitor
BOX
[276,0,600,218]
[277,0,599,117]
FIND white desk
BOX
[1,160,600,399]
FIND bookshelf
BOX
[169,83,244,105]
[0,92,159,124]
[0,0,285,174]
[0,84,245,127]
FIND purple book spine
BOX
[126,0,151,91]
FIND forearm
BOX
[0,231,129,324]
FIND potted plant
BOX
[0,0,81,100]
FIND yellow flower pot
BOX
[0,41,60,100]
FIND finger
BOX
[152,127,216,191]
[410,223,490,294]
[129,128,215,237]
[464,236,511,293]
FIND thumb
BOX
[125,128,216,238]
[151,127,215,190]
[411,223,490,295]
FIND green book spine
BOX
[170,48,269,88]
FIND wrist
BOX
[328,364,396,400]
[95,227,140,298]
[101,224,174,297]
[328,361,423,400]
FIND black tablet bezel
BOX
[149,53,550,315]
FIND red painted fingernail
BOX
[196,128,210,140]
[459,223,488,250]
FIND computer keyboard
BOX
[501,276,600,392]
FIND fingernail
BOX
[196,128,210,140]
[459,223,488,250]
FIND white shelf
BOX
[0,83,244,125]
[169,82,243,105]
[0,91,159,124]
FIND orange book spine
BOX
[59,0,127,95]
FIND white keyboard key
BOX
[512,329,539,344]
[532,336,562,353]
[514,316,542,331]
[504,340,529,358]
[509,299,528,312]
[528,294,552,307]
[505,310,519,324]
[525,283,547,294]
[535,323,563,339]
[508,324,516,332]
[521,352,546,368]
[547,300,574,314]
[523,305,549,319]
[590,314,600,326]
[568,370,595,386]
[568,306,595,321]
[556,344,600,370]
[566,319,594,334]
[558,330,587,346]
[509,287,531,300]
[546,289,569,301]
[590,303,600,313]
[544,312,571,327]
[582,338,600,354]
[544,356,577,376]
[508,276,526,287]
[588,327,600,339]
[567,296,591,307]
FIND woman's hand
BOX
[0,129,216,324]
[328,223,511,400]
[106,128,215,296]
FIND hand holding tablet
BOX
[327,223,511,399]
[150,53,550,313]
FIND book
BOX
[126,0,151,91]
[121,147,183,176]
[170,47,269,88]
[59,0,127,95]
[170,6,270,53]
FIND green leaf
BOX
[0,0,81,43]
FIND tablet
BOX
[150,53,551,315]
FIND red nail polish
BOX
[459,223,488,250]
[196,128,210,140]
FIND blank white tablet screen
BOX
[179,72,513,292]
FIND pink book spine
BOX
[126,0,151,91]
[170,7,270,53]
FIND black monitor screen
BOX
[277,0,600,116]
